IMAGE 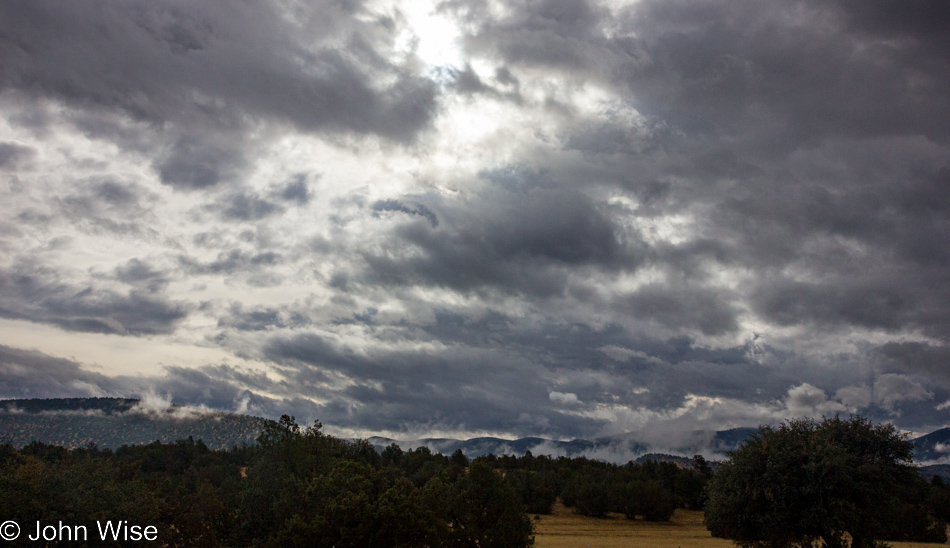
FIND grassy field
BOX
[533,502,949,548]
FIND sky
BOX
[1,0,949,444]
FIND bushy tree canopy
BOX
[705,416,947,548]
[0,415,535,548]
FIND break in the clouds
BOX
[1,0,948,443]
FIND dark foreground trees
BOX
[0,416,533,548]
[705,416,947,548]
[495,452,710,522]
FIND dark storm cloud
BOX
[451,0,950,152]
[564,118,646,156]
[0,262,189,335]
[0,0,439,137]
[0,345,121,399]
[447,0,611,70]
[873,342,950,388]
[444,0,950,343]
[113,258,170,293]
[451,64,493,96]
[244,293,941,437]
[440,64,522,102]
[262,330,604,435]
[618,0,949,146]
[706,145,950,340]
[217,303,310,332]
[219,191,283,222]
[451,0,950,140]
[483,189,622,264]
[263,333,345,371]
[361,182,635,297]
[752,277,916,332]
[0,142,35,170]
[52,178,154,236]
[155,137,247,190]
[619,284,739,336]
[259,315,816,437]
[0,0,439,187]
[410,317,803,410]
[151,366,253,411]
[217,308,280,332]
[90,180,140,207]
[276,175,312,206]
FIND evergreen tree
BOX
[705,416,947,548]
[446,461,534,548]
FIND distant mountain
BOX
[711,427,757,453]
[0,397,268,450]
[911,427,950,463]
[369,425,950,466]
[368,428,755,463]
[918,464,950,482]
[367,433,651,462]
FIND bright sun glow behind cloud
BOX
[396,0,463,69]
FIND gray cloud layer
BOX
[0,0,438,189]
[0,0,948,441]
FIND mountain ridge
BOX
[0,397,267,450]
[2,398,947,466]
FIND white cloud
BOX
[784,383,847,417]
[131,390,173,414]
[126,390,215,419]
[549,391,581,406]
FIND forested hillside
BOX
[0,398,266,450]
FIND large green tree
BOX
[445,461,535,548]
[705,416,947,548]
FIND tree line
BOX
[482,450,712,521]
[1,414,947,547]
[0,415,713,547]
[0,415,531,547]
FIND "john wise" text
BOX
[28,520,157,542]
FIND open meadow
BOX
[533,503,950,548]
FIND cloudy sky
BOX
[1,0,949,442]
